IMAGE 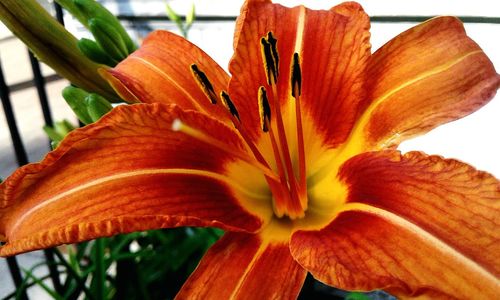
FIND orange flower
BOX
[1,1,499,298]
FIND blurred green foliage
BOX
[4,228,222,299]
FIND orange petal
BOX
[229,1,371,144]
[291,150,500,298]
[177,232,306,299]
[357,17,500,149]
[0,104,267,256]
[104,30,230,119]
[300,3,370,148]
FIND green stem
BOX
[93,238,106,300]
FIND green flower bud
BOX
[43,119,76,149]
[71,0,136,53]
[61,119,77,132]
[62,86,93,124]
[85,93,113,122]
[1,0,120,101]
[54,119,75,136]
[89,18,129,62]
[77,38,117,66]
[43,125,64,144]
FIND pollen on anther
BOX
[260,35,279,85]
[190,64,218,104]
[258,86,271,132]
[267,32,279,78]
[220,91,240,122]
[291,53,302,98]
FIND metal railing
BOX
[0,2,498,298]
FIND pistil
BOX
[291,52,308,209]
[259,87,290,217]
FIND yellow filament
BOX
[269,84,304,218]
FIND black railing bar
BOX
[0,60,29,300]
[7,74,62,93]
[0,58,28,165]
[28,51,54,127]
[53,3,85,129]
[116,15,500,24]
[21,3,68,294]
[5,257,29,300]
[42,249,64,295]
[54,2,65,25]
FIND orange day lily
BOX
[1,0,500,298]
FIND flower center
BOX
[184,32,308,220]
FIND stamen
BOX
[171,118,278,181]
[259,87,285,180]
[190,64,218,104]
[291,52,307,209]
[258,86,271,132]
[219,91,271,174]
[260,35,278,85]
[259,33,307,219]
[220,91,240,122]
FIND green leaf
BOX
[165,4,182,25]
[51,247,94,299]
[186,3,196,29]
[21,267,64,300]
[346,292,371,300]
